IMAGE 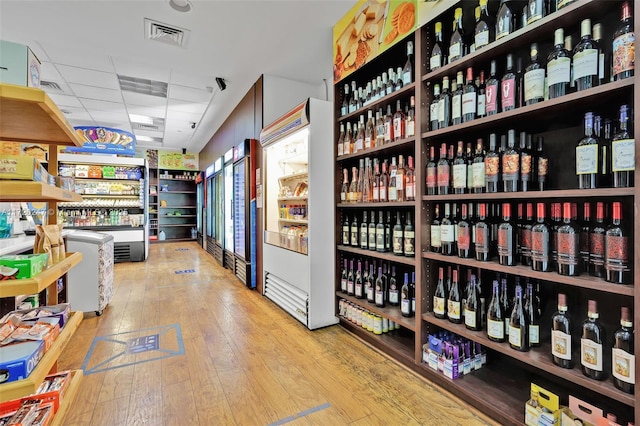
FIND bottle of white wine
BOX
[487,280,505,342]
[509,283,529,351]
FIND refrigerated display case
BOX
[196,171,204,247]
[222,149,234,269]
[232,139,257,288]
[212,158,225,265]
[204,158,221,259]
[260,98,337,330]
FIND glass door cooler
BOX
[196,171,204,247]
[232,139,257,288]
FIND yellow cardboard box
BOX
[0,155,45,181]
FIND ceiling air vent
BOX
[118,75,168,98]
[40,80,62,91]
[144,19,190,48]
[132,123,160,131]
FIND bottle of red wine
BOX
[573,19,600,91]
[509,284,529,351]
[462,67,477,123]
[605,201,632,284]
[498,203,516,266]
[485,133,500,193]
[433,266,447,319]
[612,306,634,394]
[430,85,440,131]
[404,211,415,257]
[475,203,491,262]
[388,266,399,306]
[547,28,572,99]
[437,143,451,195]
[426,145,437,195]
[447,268,462,324]
[581,300,606,380]
[430,204,441,253]
[531,203,552,272]
[440,203,456,256]
[366,264,376,303]
[472,139,486,193]
[457,203,473,259]
[550,203,561,269]
[354,260,364,299]
[521,203,534,266]
[524,281,540,348]
[536,136,549,191]
[502,130,520,192]
[438,77,452,129]
[485,60,500,116]
[612,104,634,188]
[557,202,582,276]
[501,54,518,112]
[589,202,606,278]
[400,273,412,317]
[613,1,635,81]
[520,133,533,192]
[579,202,591,270]
[487,280,505,342]
[375,266,387,308]
[576,112,600,189]
[341,259,348,293]
[552,293,573,368]
[465,273,482,332]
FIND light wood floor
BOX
[58,242,499,426]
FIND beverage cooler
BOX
[195,171,204,247]
[232,139,257,288]
[212,158,225,265]
[223,149,234,270]
[204,158,221,260]
[260,98,338,329]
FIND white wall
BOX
[262,75,326,126]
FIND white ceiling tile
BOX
[88,110,129,125]
[38,42,114,72]
[41,81,75,96]
[40,62,63,82]
[80,99,126,113]
[125,105,167,118]
[166,110,202,124]
[70,84,123,103]
[112,57,170,83]
[67,118,97,127]
[167,99,208,114]
[134,129,164,138]
[165,121,196,132]
[168,84,212,103]
[169,71,214,90]
[48,93,83,108]
[56,65,119,89]
[122,91,168,108]
[162,133,189,148]
[58,106,93,121]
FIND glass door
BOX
[214,172,224,245]
[233,160,246,259]
[206,177,214,238]
[224,164,234,252]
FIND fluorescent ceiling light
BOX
[129,114,154,124]
[134,135,164,143]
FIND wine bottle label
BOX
[350,228,358,246]
[361,229,368,246]
[606,235,629,270]
[485,156,499,183]
[529,324,540,344]
[338,143,344,156]
[462,92,477,115]
[369,231,376,248]
[430,103,439,124]
[458,226,470,250]
[552,330,572,360]
[411,297,416,313]
[430,54,441,71]
[376,229,385,250]
[475,227,490,254]
[501,78,516,109]
[477,93,486,117]
[465,309,477,328]
[437,164,450,187]
[496,15,512,39]
[613,33,636,76]
[343,142,350,155]
[440,224,454,243]
[475,30,489,49]
[347,280,354,294]
[581,338,604,371]
[452,95,462,120]
[342,226,349,244]
[427,166,437,188]
[508,325,523,348]
[434,296,446,315]
[447,300,461,320]
[531,230,549,262]
[389,289,399,304]
[526,0,543,24]
[557,233,579,266]
[373,185,380,201]
[355,137,364,152]
[468,163,483,189]
[393,118,403,139]
[449,42,461,59]
[487,319,504,339]
[388,186,397,201]
[404,231,415,255]
[375,291,384,305]
[612,348,635,384]
[524,69,545,101]
[403,71,411,86]
[538,157,548,181]
[367,286,374,301]
[576,145,598,174]
[384,123,392,141]
[406,120,415,137]
[396,174,404,191]
[437,99,446,123]
[573,49,599,80]
[364,136,372,150]
[453,164,467,188]
[547,57,571,86]
[521,229,532,254]
[590,233,605,265]
[401,299,411,315]
[497,228,512,256]
[503,154,520,180]
[355,283,363,297]
[341,278,347,292]
[430,224,441,248]
[521,154,532,179]
[485,83,498,113]
[393,231,403,253]
[406,181,415,198]
[612,139,635,172]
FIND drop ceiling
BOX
[0,0,353,153]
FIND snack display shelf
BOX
[278,218,308,224]
[0,84,84,146]
[50,369,84,426]
[0,181,82,202]
[74,178,142,183]
[0,252,82,298]
[0,311,82,401]
[80,194,140,198]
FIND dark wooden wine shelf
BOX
[420,79,633,139]
[421,0,610,83]
[338,136,416,162]
[339,318,415,365]
[338,83,416,123]
[422,187,635,201]
[338,245,416,266]
[421,252,634,297]
[160,224,196,227]
[159,177,197,181]
[337,201,415,208]
[422,313,635,407]
[160,214,196,217]
[337,291,416,331]
[159,205,197,208]
[160,190,196,194]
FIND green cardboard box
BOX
[0,253,48,279]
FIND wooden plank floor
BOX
[58,242,500,426]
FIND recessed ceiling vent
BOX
[144,18,190,48]
[40,80,62,92]
[132,123,161,131]
[118,75,168,98]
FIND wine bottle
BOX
[485,134,500,193]
[592,23,607,84]
[576,112,601,189]
[581,300,606,380]
[531,202,552,272]
[393,211,404,256]
[430,85,441,131]
[612,104,634,188]
[498,203,516,266]
[337,123,345,157]
[434,266,447,319]
[340,84,349,117]
[579,202,591,268]
[465,273,482,332]
[441,203,456,256]
[449,8,465,63]
[354,260,364,299]
[349,81,357,114]
[452,72,464,125]
[410,272,416,315]
[447,268,462,324]
[475,0,494,50]
[366,263,376,303]
[509,284,529,351]
[470,138,486,194]
[457,203,473,259]
[350,211,359,247]
[502,129,520,192]
[341,259,348,292]
[437,143,451,195]
[487,280,505,342]
[501,54,518,112]
[396,155,406,202]
[438,77,452,129]
[347,259,355,296]
[613,1,635,81]
[393,100,406,142]
[380,160,389,202]
[526,0,546,26]
[404,211,415,257]
[475,203,491,262]
[388,266,399,306]
[462,67,478,123]
[384,211,392,252]
[388,157,398,202]
[589,202,606,278]
[375,211,385,253]
[400,273,412,317]
[477,71,487,119]
[384,105,394,144]
[547,28,572,99]
[360,211,368,250]
[426,145,437,195]
[605,201,631,284]
[550,203,561,269]
[612,306,634,394]
[402,41,413,85]
[524,43,545,105]
[375,266,387,308]
[573,19,600,91]
[520,133,533,192]
[520,203,534,266]
[551,293,573,369]
[453,141,467,194]
[430,204,442,253]
[342,212,350,246]
[430,22,445,71]
[496,0,517,41]
[557,202,582,276]
[376,109,385,147]
[524,281,540,347]
[536,136,549,191]
[406,156,415,202]
[368,210,377,251]
[406,97,416,138]
[500,277,511,337]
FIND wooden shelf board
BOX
[339,318,414,364]
[338,136,415,162]
[0,312,82,401]
[422,313,635,407]
[0,252,82,298]
[0,84,84,146]
[421,252,634,296]
[337,201,415,208]
[422,187,635,201]
[50,369,83,426]
[80,194,140,198]
[278,218,308,224]
[338,83,416,123]
[278,196,308,201]
[338,245,416,266]
[421,79,634,139]
[0,181,82,202]
[337,291,416,331]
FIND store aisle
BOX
[58,242,497,426]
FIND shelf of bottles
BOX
[419,0,636,423]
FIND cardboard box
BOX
[0,253,48,279]
[0,303,70,328]
[0,340,45,384]
[0,40,41,88]
[20,318,60,351]
[0,155,45,181]
[562,396,604,426]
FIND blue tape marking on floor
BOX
[174,269,195,274]
[267,403,330,426]
[175,248,189,251]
